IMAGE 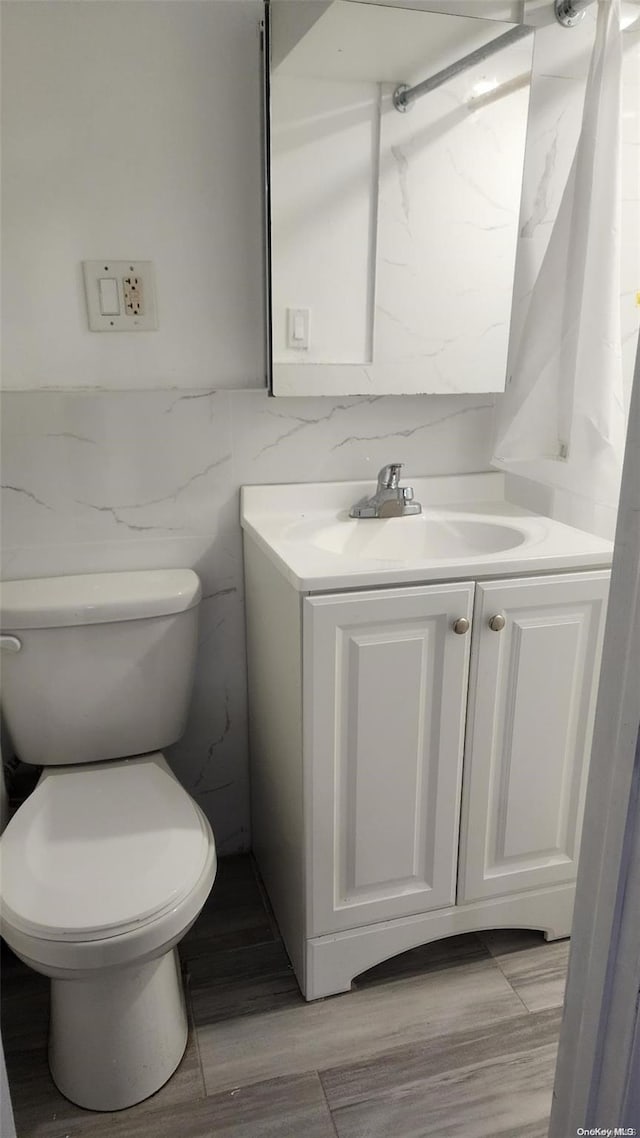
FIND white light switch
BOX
[287,307,310,350]
[98,278,120,316]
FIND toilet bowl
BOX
[0,570,217,1111]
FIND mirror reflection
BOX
[267,1,534,397]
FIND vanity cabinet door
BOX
[304,582,474,937]
[457,571,609,904]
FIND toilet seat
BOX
[0,754,211,942]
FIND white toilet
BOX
[0,569,217,1112]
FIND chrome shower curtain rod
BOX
[554,0,595,27]
[392,24,532,112]
[392,0,595,114]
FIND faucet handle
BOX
[377,463,403,490]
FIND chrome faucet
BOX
[349,463,422,519]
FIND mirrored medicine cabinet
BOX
[265,0,535,397]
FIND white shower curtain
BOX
[492,0,626,523]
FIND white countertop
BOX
[241,473,614,592]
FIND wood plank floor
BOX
[1,855,570,1137]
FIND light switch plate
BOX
[286,307,310,350]
[82,261,158,331]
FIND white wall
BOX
[1,0,264,389]
[621,22,640,405]
[1,0,639,852]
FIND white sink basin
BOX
[289,514,527,562]
[241,473,613,591]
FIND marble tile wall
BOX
[0,390,495,851]
[2,1,639,851]
[374,30,532,395]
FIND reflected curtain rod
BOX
[392,0,595,114]
[554,0,595,27]
[392,24,532,113]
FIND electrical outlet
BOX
[123,275,143,316]
[83,261,157,331]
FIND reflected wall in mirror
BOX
[267,0,534,397]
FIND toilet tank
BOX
[0,570,201,766]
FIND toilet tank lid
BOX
[0,570,201,630]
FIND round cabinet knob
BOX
[453,617,470,635]
[489,614,506,632]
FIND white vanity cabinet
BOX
[244,536,609,1001]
